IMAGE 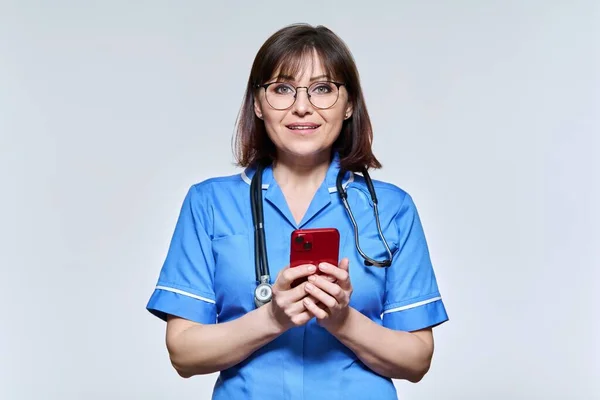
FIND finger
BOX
[277,264,317,289]
[317,261,350,288]
[304,279,337,309]
[273,294,308,318]
[286,281,313,303]
[303,297,329,319]
[309,295,328,311]
[290,310,313,326]
[287,297,310,315]
[308,275,345,303]
[336,258,351,289]
[338,257,350,272]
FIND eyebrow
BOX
[274,74,331,83]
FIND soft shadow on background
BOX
[1,1,598,399]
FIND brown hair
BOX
[233,23,381,171]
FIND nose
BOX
[291,87,313,116]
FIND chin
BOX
[279,144,333,160]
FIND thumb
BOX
[338,257,350,272]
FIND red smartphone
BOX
[290,227,340,287]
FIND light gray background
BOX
[1,1,598,399]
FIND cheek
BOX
[263,114,281,129]
[321,110,345,128]
[259,104,279,125]
[261,114,287,143]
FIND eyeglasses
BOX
[255,81,345,110]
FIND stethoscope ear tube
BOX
[255,164,270,280]
[250,164,262,283]
[336,168,394,268]
[251,163,272,306]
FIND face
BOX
[254,51,353,162]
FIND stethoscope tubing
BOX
[250,162,394,306]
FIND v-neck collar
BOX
[240,153,354,229]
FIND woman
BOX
[146,23,448,399]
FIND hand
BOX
[302,258,353,332]
[267,264,317,331]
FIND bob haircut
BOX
[233,23,382,171]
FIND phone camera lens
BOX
[295,236,304,244]
[303,241,312,250]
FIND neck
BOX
[272,151,332,190]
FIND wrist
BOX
[324,306,355,336]
[260,302,288,336]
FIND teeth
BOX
[289,126,317,130]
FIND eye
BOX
[272,83,294,95]
[310,83,334,95]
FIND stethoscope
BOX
[252,163,394,307]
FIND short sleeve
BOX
[382,193,448,332]
[146,185,217,324]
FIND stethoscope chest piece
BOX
[254,280,272,308]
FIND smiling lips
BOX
[286,123,321,133]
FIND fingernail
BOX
[308,275,316,282]
[319,263,328,271]
[308,265,316,272]
[305,283,314,291]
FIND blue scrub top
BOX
[147,153,448,400]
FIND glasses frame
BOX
[255,80,346,110]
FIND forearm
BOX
[329,308,432,382]
[167,305,284,377]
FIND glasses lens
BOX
[265,83,296,110]
[308,82,340,109]
[264,82,341,110]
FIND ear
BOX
[254,95,263,120]
[344,103,353,120]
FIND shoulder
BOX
[187,172,247,200]
[179,172,247,220]
[349,172,415,211]
[177,172,247,230]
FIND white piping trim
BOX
[241,170,251,184]
[240,171,269,189]
[241,171,354,192]
[328,171,355,193]
[155,285,216,304]
[382,296,441,315]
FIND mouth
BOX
[285,123,321,133]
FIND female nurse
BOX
[147,23,449,400]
